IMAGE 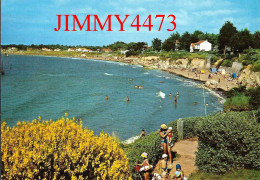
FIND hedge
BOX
[167,116,207,142]
[195,111,260,174]
[125,132,161,178]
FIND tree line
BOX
[152,21,260,53]
[1,21,259,55]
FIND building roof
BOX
[194,40,206,45]
[191,40,211,48]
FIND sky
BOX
[1,0,260,46]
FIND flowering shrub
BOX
[1,116,131,179]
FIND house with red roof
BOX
[190,40,212,52]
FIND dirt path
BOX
[153,138,198,179]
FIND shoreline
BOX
[2,52,235,98]
[2,53,225,144]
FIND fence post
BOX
[177,118,183,140]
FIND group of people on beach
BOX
[136,124,186,180]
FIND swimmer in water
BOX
[169,93,172,97]
[206,103,209,106]
[193,102,198,105]
[126,96,129,102]
[105,95,109,100]
[174,96,177,103]
[176,91,179,96]
[135,85,139,89]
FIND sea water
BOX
[1,55,222,140]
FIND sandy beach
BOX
[3,51,240,94]
[165,68,238,91]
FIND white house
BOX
[41,47,52,51]
[190,40,212,52]
[54,48,61,51]
[68,48,76,52]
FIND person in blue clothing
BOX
[159,124,171,156]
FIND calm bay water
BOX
[1,55,222,140]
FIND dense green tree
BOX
[218,21,238,54]
[180,31,191,51]
[190,30,204,43]
[204,33,218,47]
[252,31,260,49]
[152,38,162,51]
[107,41,127,51]
[231,28,253,53]
[162,32,180,51]
[126,42,146,51]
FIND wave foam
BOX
[123,135,140,144]
[157,91,165,99]
[104,73,113,76]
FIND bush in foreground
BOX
[189,168,260,180]
[1,116,131,180]
[196,111,260,174]
[125,132,161,178]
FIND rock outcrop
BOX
[238,65,260,87]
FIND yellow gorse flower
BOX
[1,117,131,179]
